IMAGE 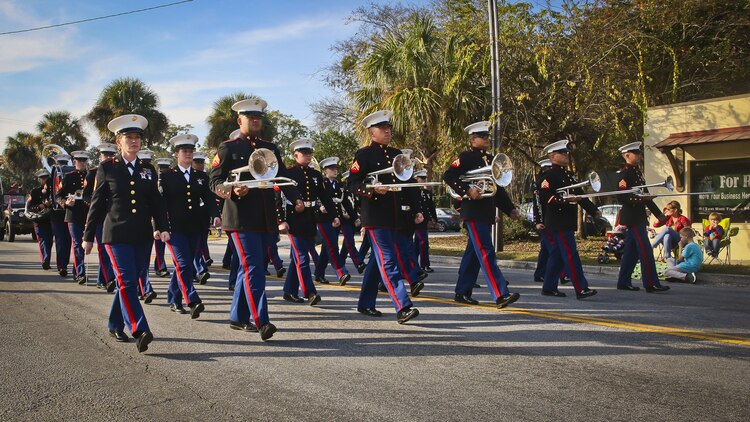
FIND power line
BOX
[0,0,194,36]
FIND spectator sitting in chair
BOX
[664,227,702,284]
[651,200,691,261]
[703,212,724,258]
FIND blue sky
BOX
[0,0,435,150]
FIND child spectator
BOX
[703,212,725,258]
[664,227,702,283]
[651,200,692,260]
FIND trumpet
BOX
[446,153,513,199]
[222,148,297,189]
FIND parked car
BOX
[598,204,622,229]
[584,212,612,237]
[431,208,462,232]
[1,194,35,242]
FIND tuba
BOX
[223,148,297,189]
[446,153,513,199]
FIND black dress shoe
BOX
[473,282,481,288]
[454,294,479,305]
[108,329,128,342]
[315,277,330,284]
[358,307,382,317]
[541,290,566,297]
[189,303,205,319]
[276,267,286,278]
[136,331,153,353]
[283,293,304,303]
[339,273,351,286]
[229,321,258,332]
[357,263,366,274]
[197,271,210,285]
[560,276,571,284]
[645,285,670,293]
[170,303,188,314]
[496,292,520,308]
[533,276,544,283]
[76,275,87,285]
[424,266,434,273]
[307,294,321,306]
[410,281,425,297]
[205,258,214,266]
[617,285,640,291]
[139,295,144,301]
[42,262,50,270]
[576,288,598,299]
[143,290,157,304]
[396,307,419,324]
[106,280,117,293]
[155,269,170,278]
[59,269,68,277]
[259,323,277,341]
[417,271,428,282]
[96,284,106,290]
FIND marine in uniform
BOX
[615,142,670,292]
[152,157,173,279]
[412,170,437,273]
[134,149,158,303]
[83,143,117,291]
[279,139,337,305]
[313,156,352,285]
[83,114,169,353]
[392,171,426,296]
[208,98,304,341]
[27,169,53,270]
[55,150,91,284]
[535,140,599,299]
[442,121,521,308]
[50,153,73,277]
[347,110,420,323]
[336,171,366,273]
[161,135,218,318]
[190,151,213,284]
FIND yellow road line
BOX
[322,283,750,347]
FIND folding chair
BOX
[701,218,737,264]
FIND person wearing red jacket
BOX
[651,200,692,260]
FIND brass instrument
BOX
[309,157,320,172]
[222,148,297,189]
[556,171,602,199]
[446,153,513,199]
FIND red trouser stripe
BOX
[318,224,343,277]
[287,234,308,297]
[467,221,501,298]
[232,232,261,329]
[343,227,361,266]
[166,242,191,305]
[368,229,402,310]
[631,226,656,288]
[68,224,78,277]
[558,230,582,293]
[393,241,412,285]
[34,226,44,264]
[416,230,427,265]
[104,245,138,333]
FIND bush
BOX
[503,217,535,242]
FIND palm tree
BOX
[204,92,274,148]
[349,13,489,177]
[2,132,42,190]
[86,78,169,146]
[36,111,88,152]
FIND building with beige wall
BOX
[644,93,750,264]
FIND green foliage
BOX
[266,111,310,165]
[1,132,42,192]
[311,129,360,170]
[502,216,535,242]
[36,111,88,152]
[86,78,169,147]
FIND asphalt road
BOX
[1,235,748,421]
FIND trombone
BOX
[556,171,602,199]
[632,176,713,198]
[446,153,513,199]
[222,148,297,189]
[364,153,442,191]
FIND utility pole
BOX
[487,0,504,251]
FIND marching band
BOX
[23,101,679,353]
